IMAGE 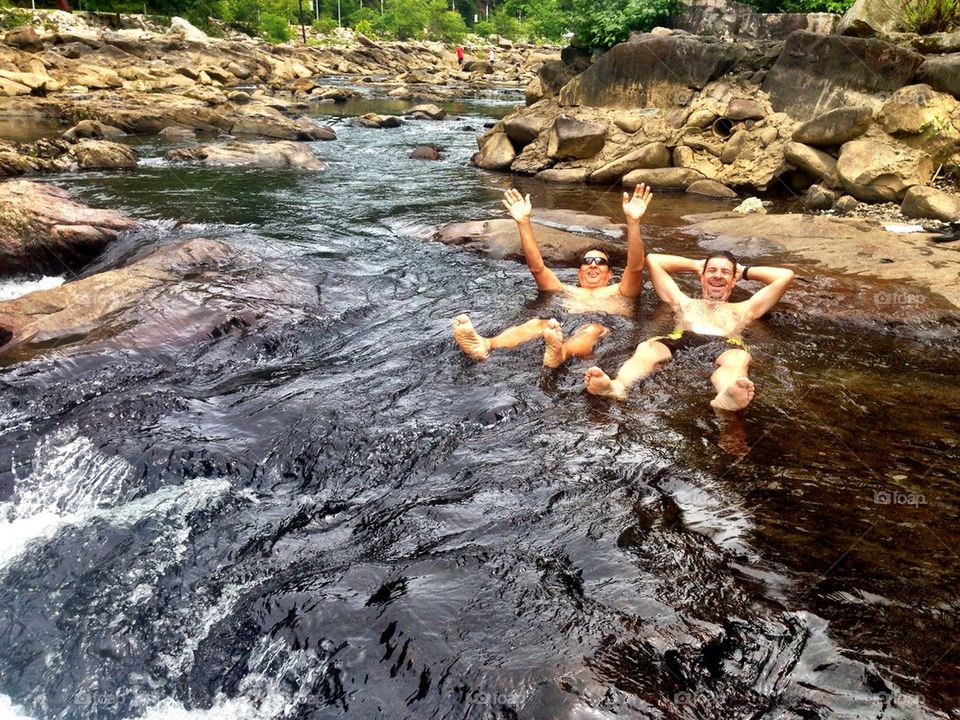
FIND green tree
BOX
[569,0,681,49]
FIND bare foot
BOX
[542,319,565,368]
[711,377,755,411]
[453,314,491,360]
[584,366,626,399]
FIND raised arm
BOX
[739,265,795,319]
[617,183,652,298]
[645,253,700,308]
[502,189,563,292]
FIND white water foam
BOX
[127,693,287,720]
[0,694,37,720]
[0,275,64,302]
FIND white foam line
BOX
[0,693,37,720]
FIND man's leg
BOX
[710,348,755,411]
[542,320,608,368]
[584,339,673,399]
[453,314,551,360]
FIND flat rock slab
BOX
[435,209,624,265]
[681,211,960,313]
[167,141,325,170]
[0,180,138,275]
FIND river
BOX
[0,87,957,720]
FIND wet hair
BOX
[702,250,738,274]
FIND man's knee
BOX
[637,338,670,358]
[717,348,751,367]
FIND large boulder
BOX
[62,120,126,142]
[558,35,738,109]
[916,54,960,98]
[783,141,840,186]
[167,141,325,170]
[434,211,622,265]
[791,107,873,147]
[589,142,672,184]
[537,60,581,98]
[763,31,923,119]
[878,84,959,136]
[472,131,516,170]
[0,180,138,275]
[67,139,137,170]
[836,0,903,37]
[900,186,960,221]
[546,115,606,160]
[4,26,43,53]
[836,139,933,202]
[169,16,210,42]
[502,115,544,148]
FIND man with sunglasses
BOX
[453,184,653,367]
[583,250,795,411]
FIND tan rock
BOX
[167,141,325,170]
[837,139,933,202]
[473,131,516,170]
[901,186,960,221]
[589,142,671,184]
[536,168,589,183]
[622,167,704,190]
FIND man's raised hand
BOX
[622,183,653,223]
[502,188,532,223]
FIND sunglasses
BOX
[582,256,609,266]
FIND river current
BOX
[0,89,958,720]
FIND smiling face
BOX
[700,257,736,302]
[577,251,613,289]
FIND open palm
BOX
[622,183,653,223]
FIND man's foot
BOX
[453,314,491,360]
[542,319,565,368]
[711,377,755,411]
[584,366,626,400]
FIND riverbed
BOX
[0,89,957,719]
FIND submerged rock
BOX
[0,180,138,275]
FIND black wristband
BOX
[742,266,750,281]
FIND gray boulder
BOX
[804,184,837,210]
[546,116,606,160]
[916,54,960,98]
[763,32,922,119]
[472,131,516,170]
[791,107,873,147]
[836,0,903,37]
[502,116,543,148]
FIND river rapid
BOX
[0,89,958,720]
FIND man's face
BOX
[577,251,612,289]
[700,257,736,301]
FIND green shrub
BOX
[261,12,291,41]
[901,0,960,32]
[0,4,32,30]
[570,0,682,49]
[431,10,467,41]
[472,18,495,35]
[312,15,338,33]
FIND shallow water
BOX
[0,92,958,720]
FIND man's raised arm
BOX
[739,265,795,319]
[646,253,700,308]
[502,189,562,292]
[617,183,652,298]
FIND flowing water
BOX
[0,90,958,720]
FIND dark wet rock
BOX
[763,32,923,120]
[434,209,622,264]
[462,60,492,74]
[0,180,138,275]
[783,141,840,187]
[167,141,325,170]
[791,106,873,147]
[559,35,738,109]
[537,60,580,98]
[836,139,933,202]
[686,179,738,198]
[353,112,402,129]
[901,186,960,221]
[589,142,672,184]
[472,131,515,170]
[546,115,606,160]
[915,54,960,99]
[0,237,230,358]
[502,115,543,148]
[410,145,443,160]
[623,167,705,190]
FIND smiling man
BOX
[453,185,652,368]
[583,250,795,410]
